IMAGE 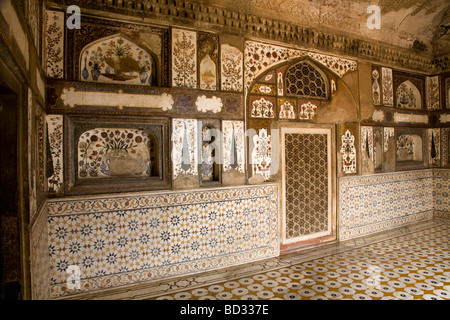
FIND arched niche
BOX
[79,34,158,86]
[247,56,358,123]
[396,80,422,110]
[77,128,160,179]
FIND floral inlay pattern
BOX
[172,29,197,88]
[78,128,155,178]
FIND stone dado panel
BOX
[339,169,449,240]
[47,184,279,298]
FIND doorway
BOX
[0,86,21,299]
[280,125,336,251]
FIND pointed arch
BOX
[284,58,329,100]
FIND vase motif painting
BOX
[299,102,317,120]
[252,129,272,179]
[78,128,155,178]
[279,101,295,119]
[372,69,380,105]
[340,130,357,174]
[80,35,156,86]
[396,80,422,110]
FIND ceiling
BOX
[202,0,450,57]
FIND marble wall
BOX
[46,184,279,298]
[339,169,449,241]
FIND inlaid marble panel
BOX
[198,32,219,91]
[221,44,243,92]
[172,119,198,179]
[339,170,436,240]
[396,80,422,110]
[433,169,450,218]
[222,120,245,174]
[172,29,197,88]
[30,203,50,300]
[381,67,393,106]
[428,128,440,167]
[252,128,272,179]
[340,129,357,174]
[46,115,63,194]
[426,76,440,111]
[47,185,279,298]
[45,10,64,78]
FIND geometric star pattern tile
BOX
[152,221,450,300]
[47,184,279,298]
[339,170,445,240]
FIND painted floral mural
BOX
[80,35,156,86]
[172,29,197,88]
[78,128,156,178]
[396,80,422,110]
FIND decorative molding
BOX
[393,112,428,124]
[60,87,174,110]
[245,41,357,92]
[440,114,450,123]
[195,95,223,113]
[46,0,438,73]
[371,109,385,122]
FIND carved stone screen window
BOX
[285,61,328,100]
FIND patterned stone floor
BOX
[151,219,450,300]
[65,218,449,300]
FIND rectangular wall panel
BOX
[339,170,438,240]
[47,184,279,298]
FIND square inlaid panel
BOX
[282,128,332,244]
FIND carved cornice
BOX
[47,0,446,73]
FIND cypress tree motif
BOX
[181,122,191,172]
[430,131,437,160]
[229,123,238,170]
[46,122,55,179]
[366,129,371,159]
